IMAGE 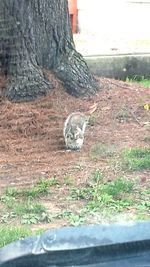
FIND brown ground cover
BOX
[0,73,149,228]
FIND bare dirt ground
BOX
[0,73,149,229]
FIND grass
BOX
[2,177,59,199]
[0,178,59,225]
[63,175,73,185]
[71,174,134,212]
[126,76,150,88]
[59,210,85,226]
[122,147,150,171]
[0,226,32,248]
[0,196,49,224]
[1,165,149,229]
[139,79,150,88]
[0,150,149,247]
[70,170,149,221]
[90,142,115,159]
[0,225,46,248]
[13,201,46,216]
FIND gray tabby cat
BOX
[63,112,88,150]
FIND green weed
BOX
[91,169,103,183]
[122,147,150,171]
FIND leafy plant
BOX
[1,195,15,209]
[20,211,51,224]
[21,214,40,224]
[60,210,85,226]
[0,212,16,224]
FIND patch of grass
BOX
[69,171,149,223]
[0,226,32,248]
[134,213,150,221]
[0,226,47,248]
[139,79,150,88]
[0,197,50,225]
[100,178,134,197]
[71,176,134,212]
[2,178,59,199]
[0,178,58,225]
[13,201,46,217]
[63,175,73,185]
[126,76,150,88]
[4,187,18,197]
[90,142,115,159]
[122,147,150,171]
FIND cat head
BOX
[66,126,84,140]
[65,126,84,150]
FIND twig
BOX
[124,106,143,127]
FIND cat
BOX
[63,103,97,150]
[63,112,88,150]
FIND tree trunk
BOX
[0,0,99,102]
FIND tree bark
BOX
[0,0,99,102]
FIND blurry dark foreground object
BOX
[0,221,150,267]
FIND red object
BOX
[68,0,77,33]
